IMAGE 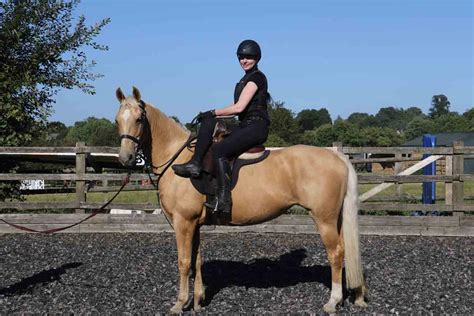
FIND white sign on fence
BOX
[20,180,45,190]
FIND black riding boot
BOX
[172,117,215,178]
[172,156,202,178]
[215,158,232,214]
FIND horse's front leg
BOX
[170,215,198,314]
[192,227,205,311]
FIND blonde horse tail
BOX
[337,153,364,289]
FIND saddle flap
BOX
[191,150,271,196]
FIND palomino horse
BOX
[115,87,367,313]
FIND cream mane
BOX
[141,101,192,172]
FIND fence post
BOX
[445,154,453,208]
[102,179,109,202]
[395,153,403,198]
[452,141,464,217]
[75,142,86,214]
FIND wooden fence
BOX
[0,142,473,235]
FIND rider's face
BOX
[238,55,257,71]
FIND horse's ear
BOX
[132,86,141,102]
[116,87,125,102]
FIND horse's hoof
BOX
[170,305,183,314]
[193,304,203,312]
[355,299,368,308]
[193,296,204,312]
[323,302,337,314]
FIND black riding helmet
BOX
[236,39,261,62]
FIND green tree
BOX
[0,0,109,200]
[264,133,289,147]
[296,108,332,132]
[360,127,404,146]
[301,129,319,146]
[301,124,336,146]
[404,106,424,119]
[405,117,436,139]
[463,108,474,120]
[347,112,378,128]
[268,101,299,144]
[374,107,399,129]
[64,117,119,146]
[333,119,363,146]
[433,113,470,133]
[429,94,451,118]
[462,108,474,131]
[373,106,425,132]
[31,121,69,146]
[0,0,110,147]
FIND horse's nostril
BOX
[128,154,133,161]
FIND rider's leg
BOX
[214,157,232,214]
[172,117,216,178]
[209,120,269,213]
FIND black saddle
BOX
[190,121,270,196]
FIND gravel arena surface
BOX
[0,232,472,314]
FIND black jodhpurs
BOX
[193,117,269,162]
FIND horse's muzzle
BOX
[118,151,136,167]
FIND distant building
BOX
[402,132,474,174]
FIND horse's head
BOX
[115,86,147,167]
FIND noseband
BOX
[118,100,196,187]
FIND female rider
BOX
[172,39,270,214]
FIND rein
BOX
[122,101,197,189]
[0,174,131,234]
[1,102,197,233]
[144,133,196,188]
[122,103,198,230]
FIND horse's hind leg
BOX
[192,227,205,311]
[315,219,344,313]
[170,215,198,314]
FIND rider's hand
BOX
[196,110,216,122]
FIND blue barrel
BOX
[422,134,437,207]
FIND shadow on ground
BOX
[201,249,349,306]
[0,262,83,297]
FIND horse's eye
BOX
[137,117,143,123]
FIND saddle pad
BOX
[230,150,270,189]
[190,150,271,195]
[238,145,266,160]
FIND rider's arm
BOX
[214,81,258,117]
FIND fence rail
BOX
[0,213,472,236]
[2,173,473,183]
[1,143,473,235]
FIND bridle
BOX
[119,100,196,188]
[117,100,197,230]
[119,100,148,150]
[1,104,198,233]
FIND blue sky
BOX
[52,0,473,125]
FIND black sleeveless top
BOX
[234,67,270,123]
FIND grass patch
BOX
[23,181,474,203]
[25,190,159,204]
[15,180,474,215]
[360,180,473,202]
